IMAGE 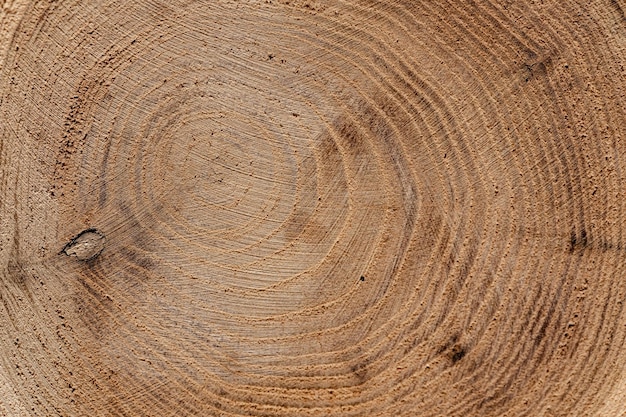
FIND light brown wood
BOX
[1,1,626,416]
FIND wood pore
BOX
[1,1,626,416]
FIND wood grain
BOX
[1,0,625,416]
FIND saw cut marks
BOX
[0,1,625,416]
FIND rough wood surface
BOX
[1,1,626,416]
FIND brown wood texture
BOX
[1,1,626,416]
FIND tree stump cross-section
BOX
[0,1,625,416]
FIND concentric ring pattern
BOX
[1,0,625,416]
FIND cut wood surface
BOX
[1,1,626,416]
